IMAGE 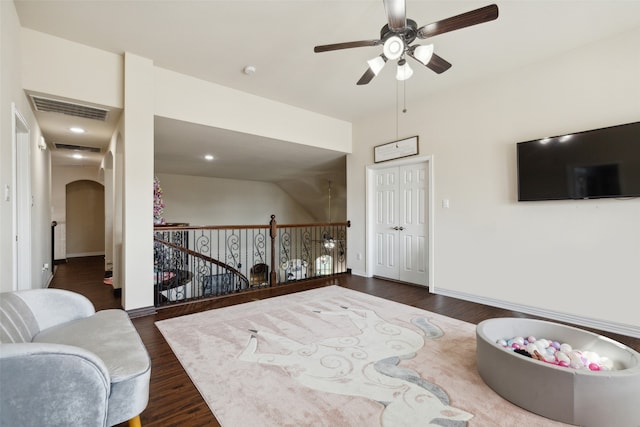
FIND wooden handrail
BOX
[153,220,350,231]
[154,224,269,231]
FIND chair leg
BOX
[128,415,142,427]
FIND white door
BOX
[373,167,399,279]
[373,162,428,285]
[12,104,32,291]
[398,163,428,284]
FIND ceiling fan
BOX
[314,1,499,85]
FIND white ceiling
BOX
[154,116,346,194]
[13,0,640,186]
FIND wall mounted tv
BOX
[517,121,640,201]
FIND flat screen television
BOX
[516,121,640,201]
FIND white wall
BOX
[122,53,155,310]
[349,27,640,333]
[30,133,52,288]
[156,173,315,226]
[1,2,51,291]
[154,68,351,153]
[20,28,123,108]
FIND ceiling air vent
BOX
[30,95,109,121]
[54,143,101,153]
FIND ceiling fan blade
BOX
[357,55,388,85]
[314,40,381,53]
[408,51,452,74]
[417,4,498,39]
[357,67,377,85]
[425,53,452,74]
[383,0,406,31]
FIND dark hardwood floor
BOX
[50,256,640,427]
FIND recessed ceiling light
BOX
[72,153,83,159]
[204,154,214,161]
[70,127,86,134]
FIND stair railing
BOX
[153,215,349,306]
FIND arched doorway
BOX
[66,180,105,258]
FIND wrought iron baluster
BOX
[153,216,349,306]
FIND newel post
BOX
[269,214,277,286]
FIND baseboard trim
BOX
[66,252,105,258]
[127,306,157,318]
[350,269,368,277]
[433,287,640,339]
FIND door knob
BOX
[398,226,405,231]
[392,226,399,230]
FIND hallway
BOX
[49,256,121,311]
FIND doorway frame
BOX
[12,102,32,291]
[365,155,435,292]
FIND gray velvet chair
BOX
[0,289,151,427]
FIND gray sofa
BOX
[0,289,151,427]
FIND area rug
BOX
[156,286,568,426]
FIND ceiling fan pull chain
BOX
[403,79,407,114]
[395,80,399,140]
[395,79,407,141]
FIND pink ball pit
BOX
[476,318,640,427]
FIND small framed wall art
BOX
[374,136,419,163]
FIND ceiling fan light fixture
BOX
[413,44,434,65]
[396,58,413,81]
[323,239,336,249]
[383,36,404,61]
[367,55,387,76]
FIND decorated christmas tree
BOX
[153,176,166,225]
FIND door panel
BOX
[399,163,428,284]
[373,162,428,286]
[373,168,399,279]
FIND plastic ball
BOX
[600,357,614,370]
[556,351,570,364]
[569,351,584,368]
[534,341,547,352]
[583,351,600,365]
[500,335,615,373]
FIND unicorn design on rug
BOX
[239,306,473,426]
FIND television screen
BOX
[517,121,640,201]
